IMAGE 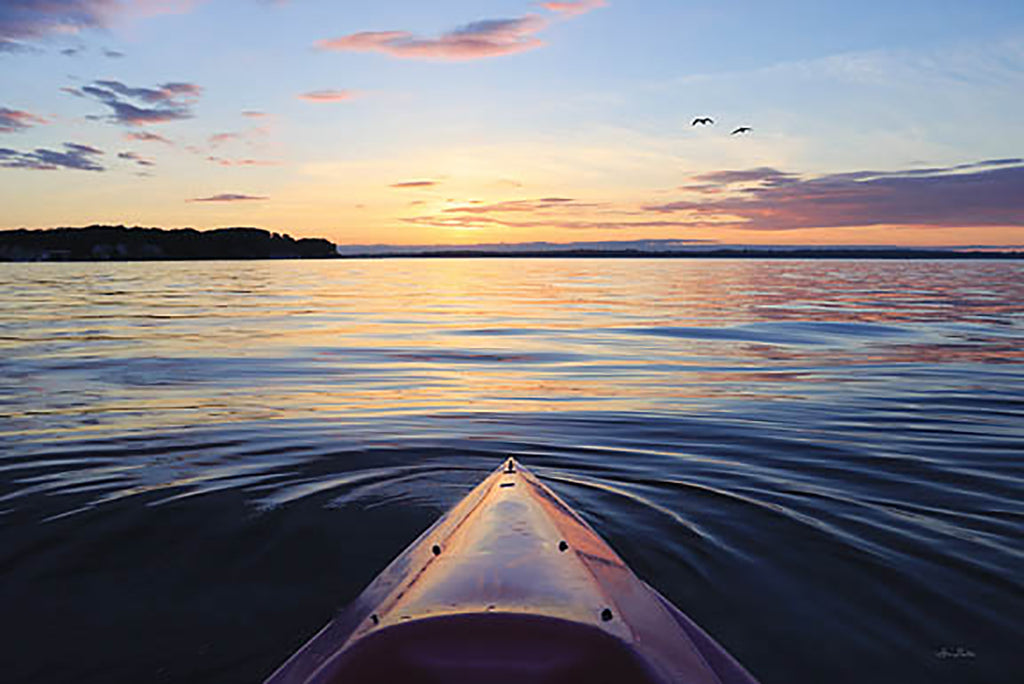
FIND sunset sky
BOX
[1,0,1023,247]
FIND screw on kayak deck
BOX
[558,540,569,552]
[370,614,379,626]
[505,460,516,473]
[432,544,442,556]
[601,608,614,622]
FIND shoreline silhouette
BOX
[2,226,1021,261]
[0,226,337,262]
[336,247,1021,260]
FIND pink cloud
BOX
[404,213,716,231]
[391,180,439,188]
[208,131,241,146]
[297,89,359,103]
[315,16,548,61]
[0,107,48,133]
[205,155,279,167]
[124,131,173,144]
[242,110,269,118]
[0,0,197,48]
[201,126,272,155]
[539,0,608,16]
[1,0,117,41]
[645,161,1024,230]
[188,193,268,203]
[444,197,597,213]
[396,160,1024,234]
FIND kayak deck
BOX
[266,458,759,683]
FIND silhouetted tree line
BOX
[0,225,338,261]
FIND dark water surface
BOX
[1,258,1021,683]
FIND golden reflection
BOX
[1,259,1022,433]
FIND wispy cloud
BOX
[539,1,607,17]
[0,0,194,50]
[188,192,268,202]
[297,89,359,103]
[0,39,31,53]
[646,160,1024,229]
[57,44,124,58]
[391,180,439,188]
[124,130,173,144]
[0,106,48,133]
[407,195,628,231]
[0,0,117,44]
[688,168,799,187]
[241,110,269,118]
[404,213,721,232]
[0,141,104,171]
[200,123,273,161]
[316,15,549,61]
[117,150,153,166]
[444,197,596,213]
[313,2,607,62]
[205,155,278,167]
[401,159,1024,234]
[208,131,241,146]
[68,78,202,126]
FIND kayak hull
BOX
[266,459,759,684]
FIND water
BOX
[1,258,1021,683]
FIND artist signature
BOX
[935,646,976,660]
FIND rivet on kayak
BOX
[432,544,442,556]
[601,608,613,622]
[558,540,569,552]
[505,460,515,473]
[370,614,379,626]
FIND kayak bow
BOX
[266,458,760,684]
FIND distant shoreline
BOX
[338,248,1023,260]
[2,226,1021,262]
[0,225,338,262]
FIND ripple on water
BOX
[0,259,1021,684]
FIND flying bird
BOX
[691,117,714,126]
[731,126,753,135]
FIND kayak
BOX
[265,458,760,684]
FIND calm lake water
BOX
[1,258,1022,683]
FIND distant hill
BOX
[336,246,1023,260]
[335,239,1022,259]
[0,225,337,261]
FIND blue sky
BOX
[1,0,1022,246]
